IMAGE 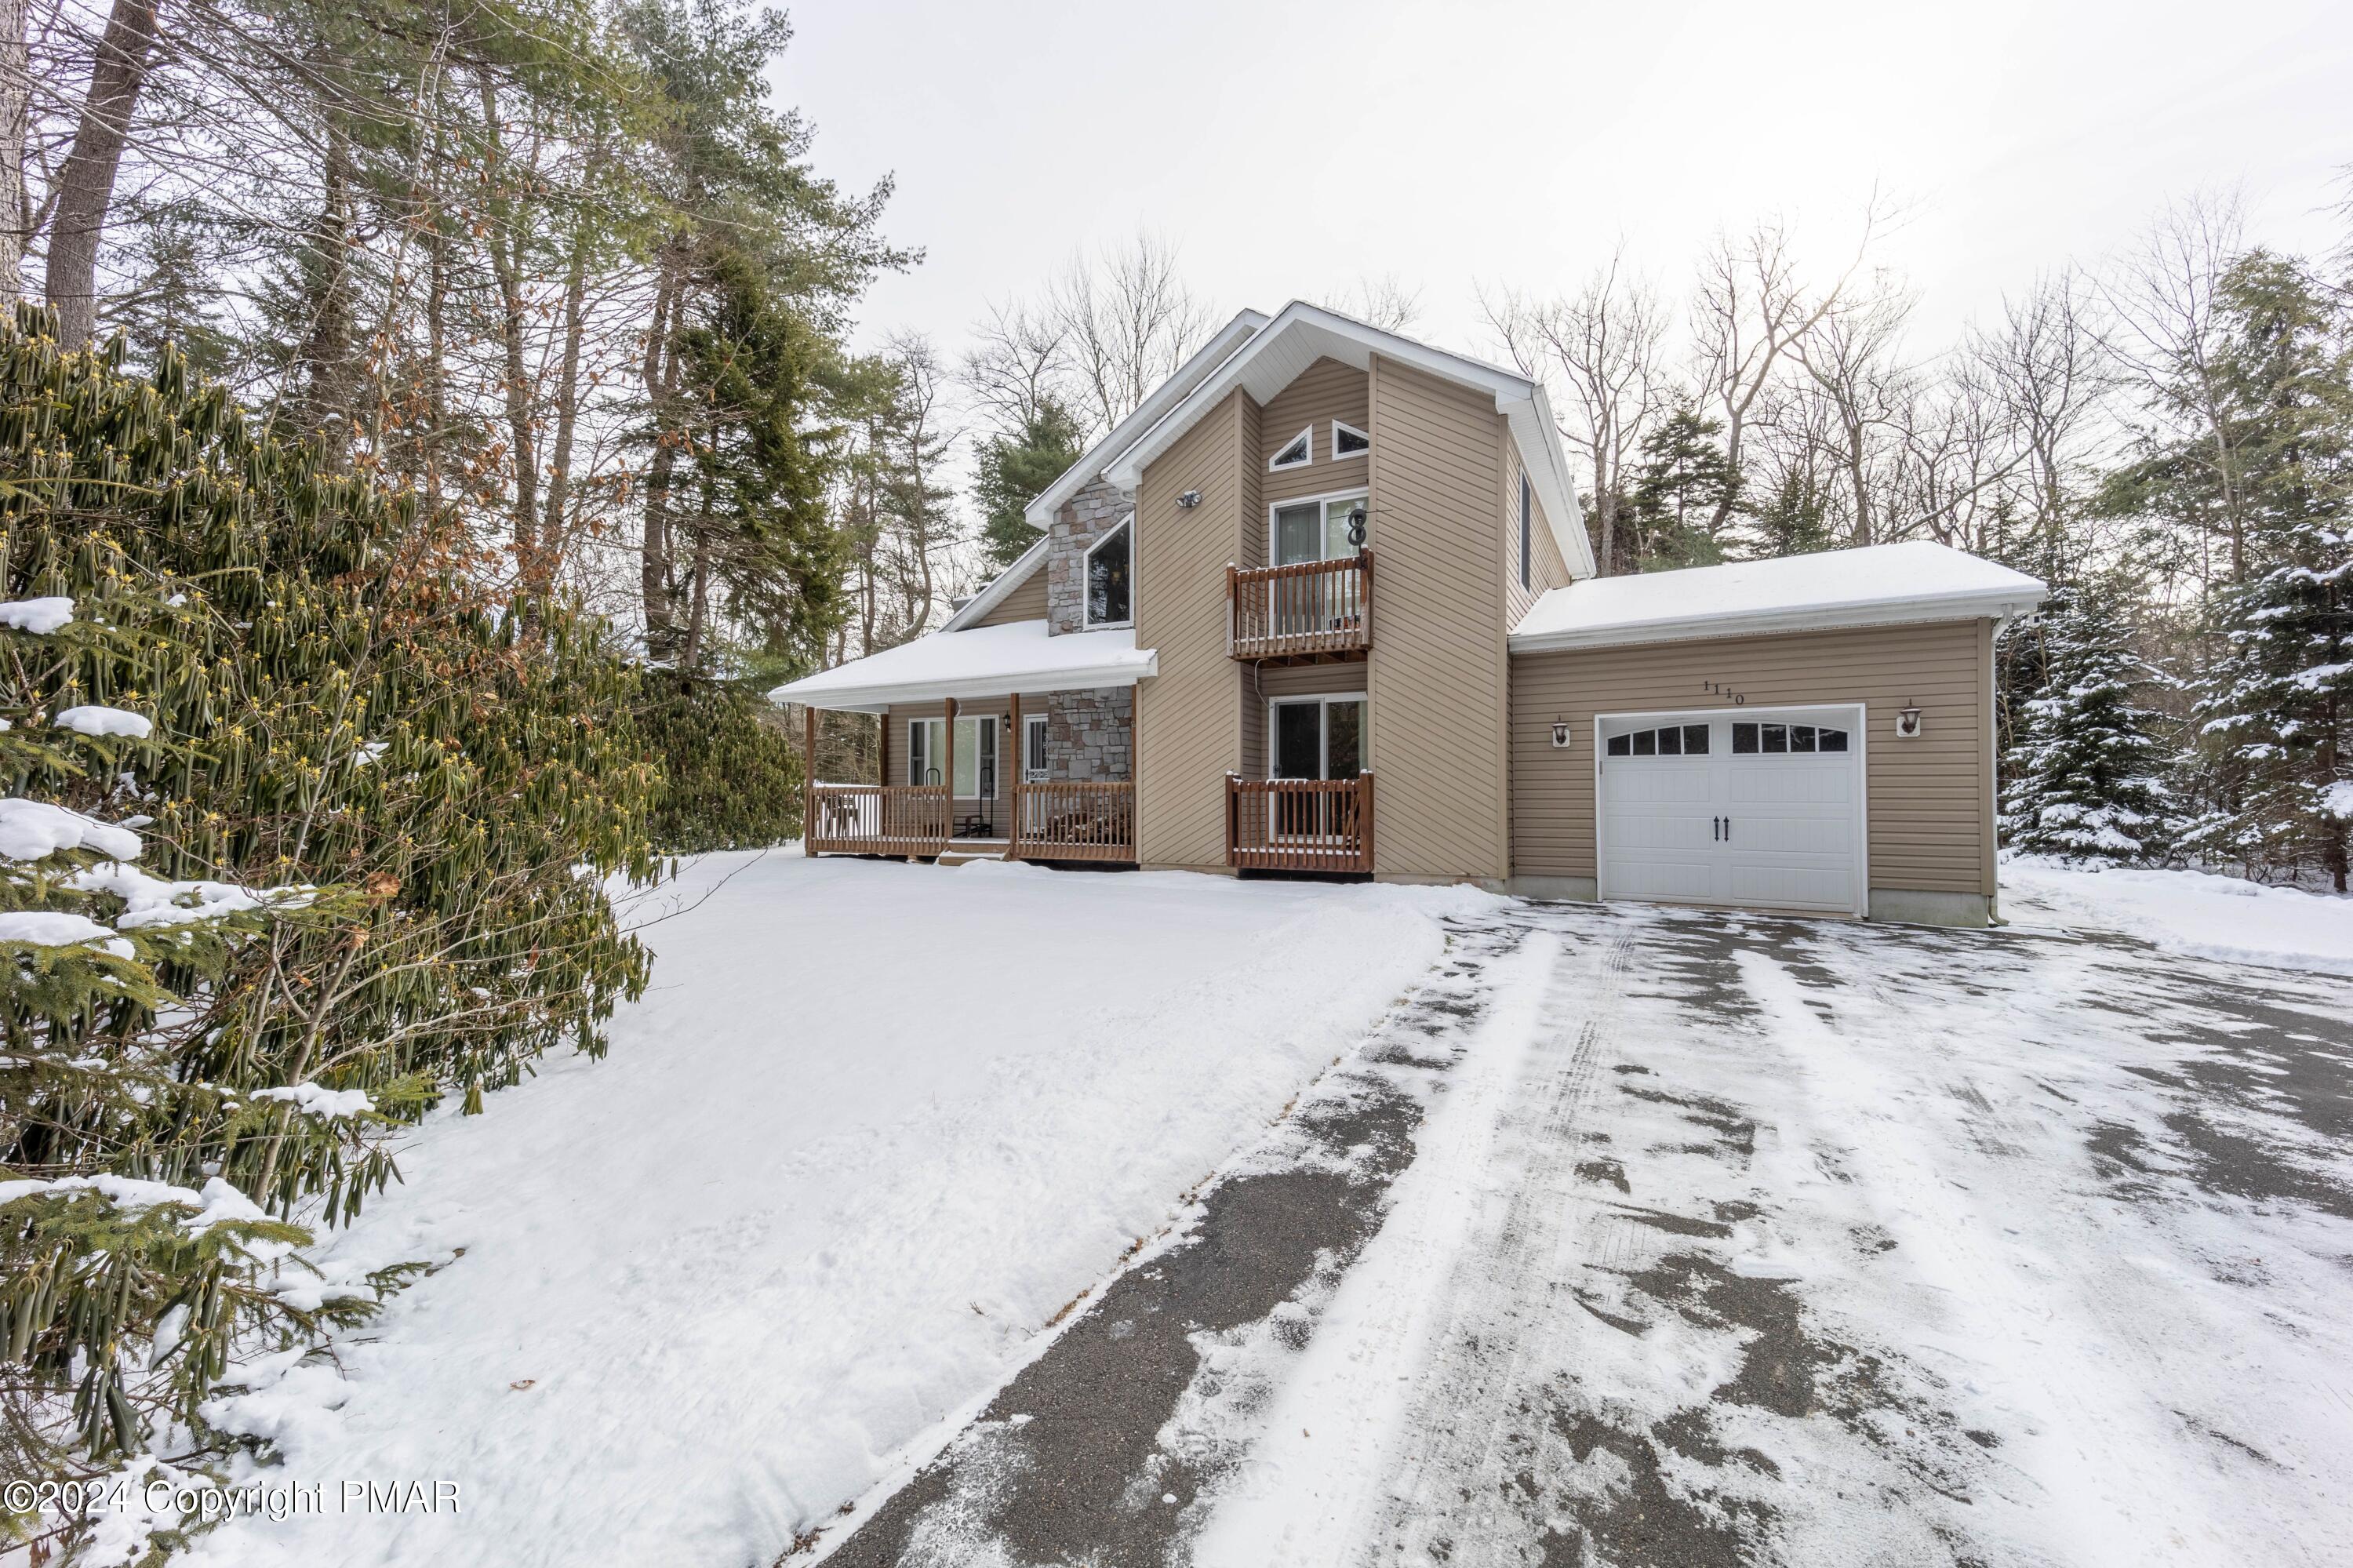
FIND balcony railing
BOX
[1229,551,1372,662]
[1011,780,1136,863]
[806,784,950,856]
[1226,773,1374,875]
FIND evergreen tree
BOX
[1748,469,1835,558]
[973,399,1085,572]
[2173,254,2353,888]
[2002,577,2180,863]
[1627,404,1737,569]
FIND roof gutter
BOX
[1507,587,2048,655]
[769,650,1161,715]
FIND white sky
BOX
[779,0,2351,386]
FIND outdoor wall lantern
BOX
[1551,721,1573,749]
[1895,704,1924,739]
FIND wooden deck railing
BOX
[806,784,950,855]
[1229,551,1371,662]
[1010,780,1136,864]
[1226,773,1374,874]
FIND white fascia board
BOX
[1500,388,1595,580]
[773,651,1160,714]
[1507,587,2047,654]
[1021,311,1271,530]
[940,537,1047,633]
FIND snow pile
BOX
[2004,856,2353,975]
[0,797,144,860]
[252,1082,376,1120]
[0,908,131,953]
[187,853,1486,1568]
[0,595,75,635]
[0,1173,278,1239]
[53,704,155,739]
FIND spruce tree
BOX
[973,399,1086,573]
[1627,404,1738,569]
[2002,578,2180,863]
[2173,254,2353,888]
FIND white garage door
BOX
[1598,709,1864,915]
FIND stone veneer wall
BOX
[1046,477,1136,635]
[1042,688,1133,782]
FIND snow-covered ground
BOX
[189,853,1486,1568]
[2003,854,2353,975]
[1181,902,2353,1566]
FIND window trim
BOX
[1082,513,1135,630]
[1268,424,1315,471]
[1331,419,1371,460]
[1266,487,1370,567]
[1265,691,1371,780]
[1519,470,1533,591]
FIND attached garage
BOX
[1507,543,2046,926]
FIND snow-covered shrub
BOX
[642,672,806,853]
[0,311,660,1550]
[2002,579,2180,864]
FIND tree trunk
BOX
[639,251,686,658]
[0,0,27,308]
[42,0,159,346]
[293,111,360,469]
[533,220,590,596]
[480,77,540,588]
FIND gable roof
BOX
[1098,301,1595,579]
[1507,541,2046,653]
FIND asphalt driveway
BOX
[813,899,2353,1567]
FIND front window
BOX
[1085,518,1133,627]
[1272,493,1367,566]
[907,715,996,795]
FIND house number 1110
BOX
[1700,680,1746,704]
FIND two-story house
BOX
[772,303,2045,926]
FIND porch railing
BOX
[1229,552,1372,661]
[1010,780,1136,864]
[806,784,949,855]
[1226,773,1374,875]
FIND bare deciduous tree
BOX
[1481,251,1669,575]
[1319,273,1423,333]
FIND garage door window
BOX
[1606,723,1711,758]
[1732,721,1848,755]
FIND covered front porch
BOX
[799,689,1138,864]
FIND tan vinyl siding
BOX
[1507,619,1994,896]
[1504,440,1573,630]
[969,564,1047,627]
[1135,388,1253,869]
[1260,357,1372,508]
[1366,354,1511,879]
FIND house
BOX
[770,302,2046,926]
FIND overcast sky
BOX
[777,0,2350,382]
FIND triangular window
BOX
[1269,427,1312,471]
[1333,420,1371,459]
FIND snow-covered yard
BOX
[187,853,1484,1567]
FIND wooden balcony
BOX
[1010,780,1136,864]
[1226,773,1375,875]
[1229,551,1372,663]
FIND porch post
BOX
[878,711,889,787]
[942,696,958,851]
[802,702,817,857]
[1006,690,1023,862]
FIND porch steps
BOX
[936,846,1009,867]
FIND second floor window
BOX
[1086,518,1133,627]
[1273,493,1368,566]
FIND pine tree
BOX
[2002,578,2180,863]
[2173,253,2353,888]
[973,398,1085,572]
[1748,469,1835,558]
[1627,404,1738,569]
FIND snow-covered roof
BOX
[1100,301,1595,580]
[768,620,1157,713]
[939,536,1047,633]
[1508,541,2046,653]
